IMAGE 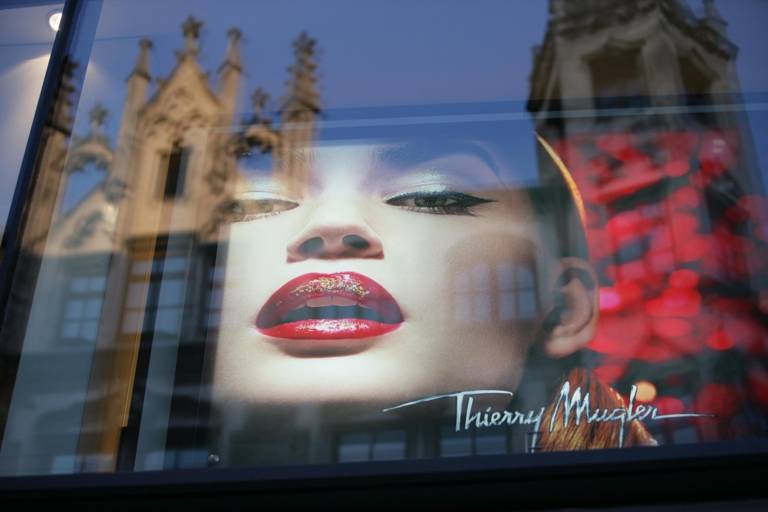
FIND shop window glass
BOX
[0,0,767,481]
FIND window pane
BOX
[61,321,79,339]
[372,430,407,461]
[64,300,84,319]
[81,320,98,341]
[1,0,768,480]
[337,433,371,463]
[88,276,107,291]
[439,427,472,458]
[84,298,102,317]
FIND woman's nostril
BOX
[291,233,378,260]
[342,234,370,250]
[298,236,324,255]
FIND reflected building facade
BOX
[0,17,326,473]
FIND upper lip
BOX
[254,272,404,329]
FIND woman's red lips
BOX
[255,272,403,340]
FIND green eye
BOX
[386,191,494,215]
[225,198,298,222]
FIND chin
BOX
[212,349,435,407]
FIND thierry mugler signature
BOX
[382,382,714,450]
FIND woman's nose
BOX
[286,202,384,262]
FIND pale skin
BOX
[212,140,597,406]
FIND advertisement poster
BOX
[1,1,767,475]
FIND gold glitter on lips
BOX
[291,275,370,298]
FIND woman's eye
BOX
[224,197,298,222]
[385,191,494,215]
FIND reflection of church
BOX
[1,17,326,473]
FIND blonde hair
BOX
[536,368,657,451]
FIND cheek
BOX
[376,220,545,393]
[380,213,542,324]
[444,230,543,330]
[216,218,296,324]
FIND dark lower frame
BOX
[1,441,767,510]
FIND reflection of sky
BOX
[75,0,549,135]
[64,0,768,223]
[66,0,553,208]
[3,1,768,231]
[73,0,768,134]
[70,0,768,203]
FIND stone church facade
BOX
[2,17,322,473]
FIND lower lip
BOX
[258,318,401,340]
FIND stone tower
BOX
[527,0,768,443]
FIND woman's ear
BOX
[541,257,598,358]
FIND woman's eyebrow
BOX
[375,140,501,175]
[370,140,505,189]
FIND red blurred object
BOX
[662,159,690,177]
[599,281,645,313]
[555,129,768,432]
[599,288,622,312]
[615,260,648,281]
[656,132,698,161]
[747,367,768,408]
[694,383,740,417]
[652,317,692,338]
[589,311,647,358]
[653,396,685,416]
[668,269,699,289]
[592,362,627,385]
[593,170,664,203]
[699,132,737,177]
[675,235,710,262]
[596,133,635,160]
[725,205,750,224]
[706,329,734,351]
[669,186,700,209]
[645,288,701,318]
[722,315,766,355]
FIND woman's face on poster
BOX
[213,140,566,406]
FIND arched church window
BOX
[161,141,190,199]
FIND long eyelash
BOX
[239,210,283,221]
[386,191,495,216]
[223,198,297,222]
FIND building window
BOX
[439,425,510,457]
[162,142,189,199]
[336,429,407,462]
[122,254,189,336]
[60,275,106,343]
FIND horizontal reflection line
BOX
[224,102,768,132]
